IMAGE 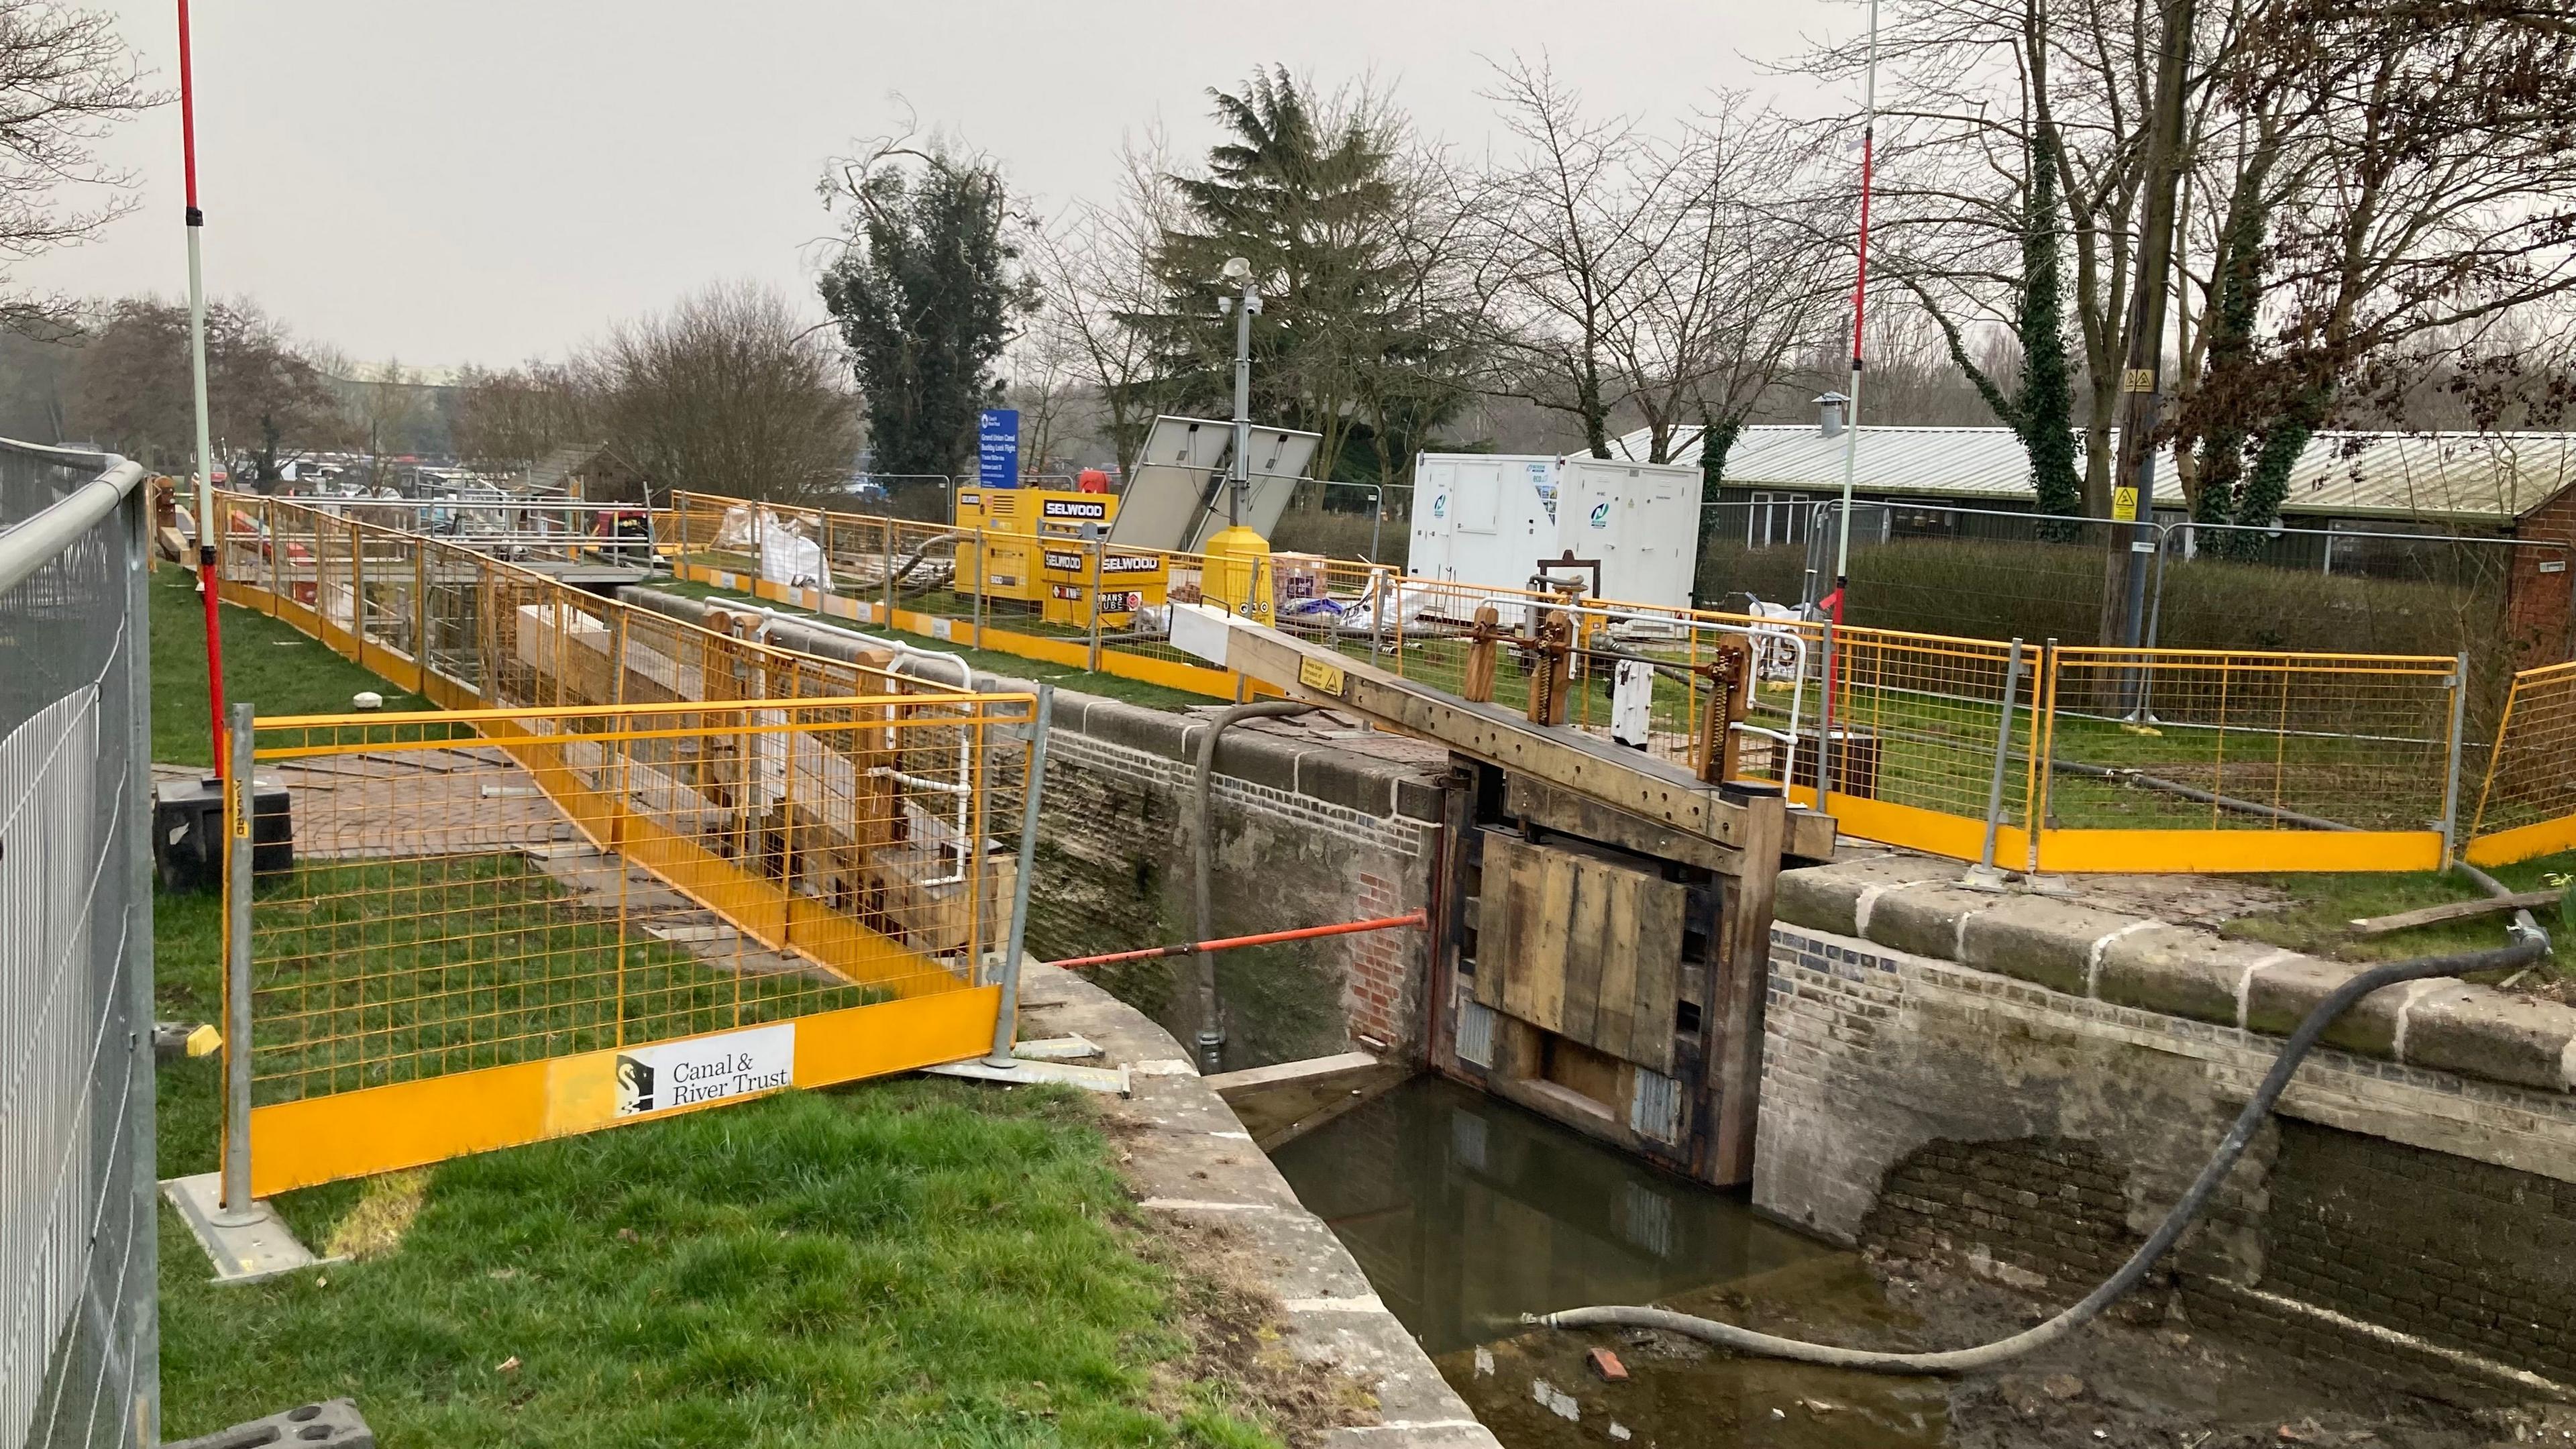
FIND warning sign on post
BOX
[2111,486,2139,522]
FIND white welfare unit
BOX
[1407,454,1559,589]
[1551,457,1702,609]
[1408,453,1701,609]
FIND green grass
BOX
[2220,851,2576,964]
[641,576,1208,711]
[244,854,879,1101]
[152,563,430,765]
[158,1075,1279,1448]
[154,863,1287,1446]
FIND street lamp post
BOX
[1204,256,1273,627]
[1221,255,1258,529]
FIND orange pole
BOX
[1048,910,1426,971]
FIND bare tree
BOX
[590,281,861,504]
[453,361,594,476]
[2178,0,2576,533]
[1795,0,2249,511]
[1472,54,1711,459]
[1002,304,1091,477]
[1603,96,1837,466]
[1024,131,1189,476]
[67,296,341,482]
[0,0,150,331]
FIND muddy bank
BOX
[1464,1257,2544,1448]
[1278,1075,2562,1448]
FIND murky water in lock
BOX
[1271,1077,1952,1448]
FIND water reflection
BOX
[1273,1076,1834,1357]
[1274,1076,1948,1447]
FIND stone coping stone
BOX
[1773,852,1961,938]
[2094,925,2284,1026]
[1776,857,2576,1098]
[1961,896,2144,999]
[1051,690,1441,822]
[2404,982,2576,1093]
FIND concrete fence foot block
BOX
[165,1398,374,1449]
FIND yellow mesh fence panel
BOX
[244,693,1028,1107]
[1810,629,2033,826]
[2044,649,2459,833]
[2469,661,2576,848]
[223,488,2515,873]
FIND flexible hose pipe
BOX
[1189,700,1318,1070]
[1538,938,2548,1374]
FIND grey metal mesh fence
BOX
[1,441,155,1449]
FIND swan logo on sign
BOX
[612,1024,794,1118]
[1589,502,1611,529]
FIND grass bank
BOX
[151,563,430,765]
[147,576,1303,1447]
[158,1065,1289,1446]
[2222,851,2576,972]
[156,871,1297,1446]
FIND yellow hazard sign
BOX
[1298,655,1348,696]
[2112,486,2139,522]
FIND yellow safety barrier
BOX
[665,486,2489,873]
[201,492,1041,1193]
[2465,660,2576,867]
[241,486,2515,875]
[231,692,1031,1197]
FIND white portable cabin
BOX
[1407,453,1702,609]
[1407,454,1558,590]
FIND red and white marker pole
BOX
[178,0,227,773]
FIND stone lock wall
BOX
[1861,1137,2140,1295]
[1015,688,1448,1069]
[1761,853,2576,1388]
[2265,1120,2576,1381]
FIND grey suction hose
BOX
[1189,700,1318,1071]
[1538,937,2549,1374]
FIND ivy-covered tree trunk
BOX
[2226,384,2328,557]
[2019,127,2083,540]
[1692,415,1743,608]
[2191,156,2272,535]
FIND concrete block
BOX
[1206,727,1304,792]
[2402,983,2576,1092]
[1394,777,1445,822]
[166,1399,373,1448]
[1077,700,1191,760]
[2094,925,2282,1027]
[1774,855,1957,937]
[1866,885,2001,963]
[1296,748,1403,818]
[1960,896,2144,998]
[2243,955,2409,1057]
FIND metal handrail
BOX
[0,455,144,594]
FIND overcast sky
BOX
[17,1,1857,370]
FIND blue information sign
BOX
[977,409,1021,489]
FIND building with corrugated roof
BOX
[1607,405,2576,655]
[1616,414,2576,527]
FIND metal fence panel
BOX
[233,692,1030,1198]
[2466,661,2576,865]
[1,443,154,1449]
